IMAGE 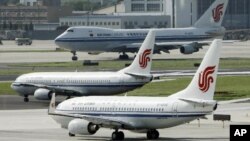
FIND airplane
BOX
[11,30,156,102]
[54,0,228,60]
[48,39,222,140]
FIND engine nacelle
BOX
[68,119,99,135]
[34,88,52,100]
[180,43,200,54]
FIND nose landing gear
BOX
[24,95,29,102]
[71,51,78,61]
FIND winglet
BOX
[48,93,56,114]
[119,30,155,76]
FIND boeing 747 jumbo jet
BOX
[48,39,221,140]
[11,31,155,102]
[55,0,228,60]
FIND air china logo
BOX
[139,49,152,69]
[198,66,216,93]
[212,4,224,23]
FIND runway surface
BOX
[0,95,249,141]
[1,40,250,63]
[0,95,66,110]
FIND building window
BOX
[131,4,145,12]
[147,4,160,12]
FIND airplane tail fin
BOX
[176,39,222,100]
[194,0,228,28]
[119,30,155,76]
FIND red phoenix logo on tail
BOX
[212,4,224,23]
[139,49,152,69]
[198,66,216,93]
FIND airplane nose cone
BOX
[54,36,60,43]
[11,81,20,90]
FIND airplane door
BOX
[172,102,178,117]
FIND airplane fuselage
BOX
[55,26,225,53]
[12,72,152,97]
[53,95,214,129]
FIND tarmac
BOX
[0,40,250,63]
[0,95,250,141]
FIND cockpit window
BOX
[67,29,74,32]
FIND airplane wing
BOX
[110,40,236,54]
[48,94,134,129]
[109,41,206,54]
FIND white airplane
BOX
[55,0,228,60]
[11,31,156,102]
[48,39,222,140]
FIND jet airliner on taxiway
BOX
[55,0,228,60]
[48,39,222,140]
[11,30,156,102]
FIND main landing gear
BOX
[119,52,129,60]
[71,51,78,61]
[147,129,159,140]
[69,132,75,137]
[111,130,124,140]
[111,129,159,140]
[24,95,29,102]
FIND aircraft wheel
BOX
[111,131,124,140]
[147,129,159,140]
[118,131,124,140]
[119,54,129,60]
[72,56,78,61]
[69,132,75,137]
[24,95,29,102]
[24,97,29,102]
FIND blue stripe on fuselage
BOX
[56,111,208,118]
[55,35,212,42]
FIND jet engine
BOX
[180,42,201,54]
[34,88,52,100]
[68,119,99,135]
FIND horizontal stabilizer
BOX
[124,72,153,78]
[179,98,216,106]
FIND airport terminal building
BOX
[60,14,170,29]
[59,0,250,30]
[124,0,250,29]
